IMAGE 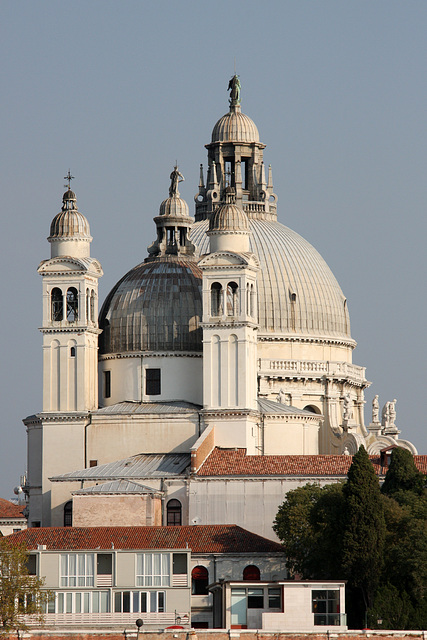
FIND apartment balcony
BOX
[22,611,190,629]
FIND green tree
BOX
[382,448,425,496]
[368,583,414,630]
[0,539,48,631]
[273,482,344,579]
[341,446,386,624]
[273,483,323,577]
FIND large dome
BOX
[99,257,202,354]
[191,218,353,342]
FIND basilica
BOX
[24,76,418,539]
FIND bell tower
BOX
[199,190,260,452]
[38,180,103,412]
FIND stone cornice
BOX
[200,321,258,330]
[258,334,357,348]
[23,412,90,426]
[201,409,259,418]
[39,325,102,335]
[99,351,202,362]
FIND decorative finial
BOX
[169,165,184,198]
[64,170,74,190]
[227,74,241,107]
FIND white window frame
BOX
[60,553,94,587]
[114,590,165,613]
[51,590,109,614]
[136,553,170,587]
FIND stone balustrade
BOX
[259,359,366,382]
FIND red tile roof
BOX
[5,525,283,553]
[196,448,427,477]
[0,498,25,519]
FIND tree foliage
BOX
[0,539,48,631]
[274,445,427,629]
[382,447,425,496]
[341,446,385,611]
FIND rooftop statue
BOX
[228,74,241,107]
[169,165,184,197]
[372,394,380,424]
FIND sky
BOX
[1,1,426,499]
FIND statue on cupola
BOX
[148,166,196,258]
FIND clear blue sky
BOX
[1,0,426,498]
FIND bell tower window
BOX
[66,287,78,322]
[242,158,249,190]
[51,288,63,321]
[226,282,238,316]
[211,283,223,316]
[90,290,95,323]
[224,158,235,188]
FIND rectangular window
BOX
[268,588,281,609]
[145,368,161,396]
[173,553,187,575]
[60,554,94,587]
[114,591,165,613]
[27,554,37,575]
[48,591,109,614]
[104,371,111,398]
[97,553,112,575]
[247,588,264,609]
[136,552,170,587]
[312,589,340,625]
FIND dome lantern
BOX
[207,187,251,253]
[195,76,277,222]
[148,166,196,258]
[48,176,92,259]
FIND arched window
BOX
[167,499,182,526]
[63,501,73,527]
[86,288,90,322]
[70,346,76,357]
[90,290,95,323]
[243,565,260,581]
[51,288,63,321]
[250,284,255,317]
[211,283,222,316]
[226,282,238,316]
[192,566,209,595]
[66,287,78,322]
[303,405,321,414]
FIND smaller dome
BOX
[63,189,76,201]
[49,189,91,240]
[159,195,190,218]
[209,202,249,233]
[212,106,259,143]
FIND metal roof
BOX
[72,480,162,495]
[51,453,191,482]
[94,401,202,416]
[257,398,319,417]
[191,218,352,342]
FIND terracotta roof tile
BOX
[0,498,25,519]
[196,448,427,477]
[5,525,283,554]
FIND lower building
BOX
[7,525,287,630]
[210,580,347,631]
[0,498,27,536]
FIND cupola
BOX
[148,166,196,258]
[207,188,251,253]
[48,184,92,258]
